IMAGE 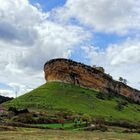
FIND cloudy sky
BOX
[0,0,140,97]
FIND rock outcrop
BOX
[44,58,140,103]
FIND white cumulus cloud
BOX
[54,0,140,34]
[0,0,91,96]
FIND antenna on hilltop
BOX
[15,90,18,98]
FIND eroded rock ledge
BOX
[44,58,140,103]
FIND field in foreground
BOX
[0,128,140,140]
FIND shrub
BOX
[105,120,140,129]
[81,114,92,126]
[12,113,34,124]
[115,100,128,111]
[96,92,114,100]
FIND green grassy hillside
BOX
[4,82,140,122]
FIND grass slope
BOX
[4,82,140,122]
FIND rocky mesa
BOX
[44,58,140,103]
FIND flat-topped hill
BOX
[44,58,140,103]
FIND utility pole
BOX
[15,90,18,98]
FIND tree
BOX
[81,114,92,126]
[119,77,127,85]
[119,77,123,82]
[123,79,127,85]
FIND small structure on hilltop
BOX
[93,65,105,73]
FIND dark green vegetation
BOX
[32,123,72,128]
[0,95,13,104]
[4,82,140,123]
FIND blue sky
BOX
[0,83,12,90]
[0,0,140,97]
[30,0,66,11]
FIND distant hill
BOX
[0,95,13,104]
[4,82,140,123]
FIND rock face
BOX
[44,58,140,103]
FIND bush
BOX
[115,100,128,111]
[8,107,29,115]
[12,113,34,124]
[96,92,114,100]
[81,114,92,126]
[105,120,140,129]
[93,117,105,125]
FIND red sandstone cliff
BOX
[44,58,140,103]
